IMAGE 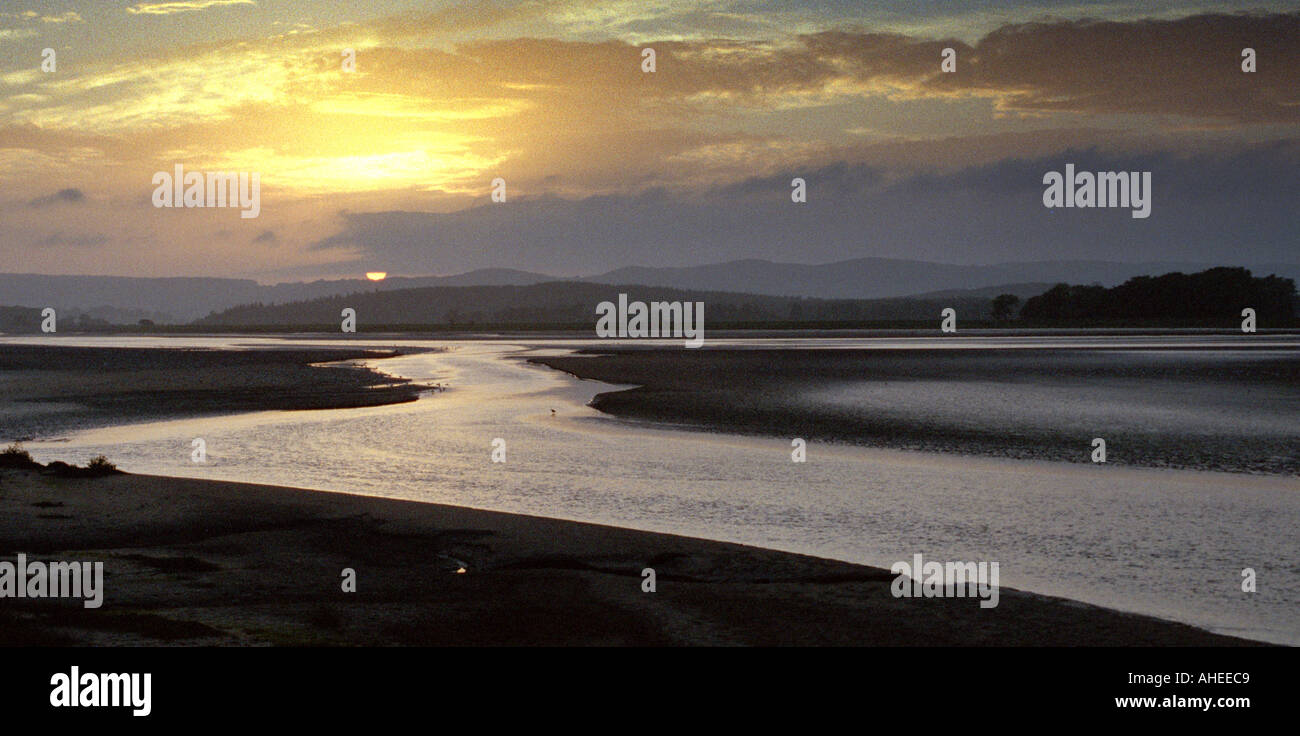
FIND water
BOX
[8,334,1300,644]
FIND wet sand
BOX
[532,347,1300,474]
[0,467,1261,646]
[0,344,430,442]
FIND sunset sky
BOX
[1,1,1296,281]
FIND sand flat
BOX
[0,468,1262,646]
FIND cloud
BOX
[0,28,38,41]
[28,188,86,207]
[127,0,256,16]
[943,13,1300,123]
[309,141,1300,275]
[1,6,1296,279]
[2,11,1291,209]
[719,162,885,197]
[40,12,84,24]
[37,233,108,248]
[252,229,277,244]
[400,12,1299,124]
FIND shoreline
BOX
[0,467,1267,646]
[0,344,433,443]
[530,347,1300,476]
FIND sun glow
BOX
[366,272,387,281]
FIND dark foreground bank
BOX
[0,467,1262,646]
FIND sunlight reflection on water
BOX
[9,334,1300,645]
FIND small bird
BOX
[550,409,556,416]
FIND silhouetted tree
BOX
[1020,269,1296,325]
[991,294,1020,321]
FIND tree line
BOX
[994,268,1296,326]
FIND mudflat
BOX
[532,347,1300,474]
[0,344,429,441]
[0,468,1262,646]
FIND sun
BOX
[366,272,387,281]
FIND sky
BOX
[0,0,1296,281]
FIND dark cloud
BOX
[28,188,86,207]
[895,141,1300,199]
[252,229,277,244]
[357,12,1298,124]
[946,13,1300,123]
[309,142,1300,275]
[720,162,886,198]
[715,13,1299,123]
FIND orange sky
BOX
[1,1,1297,279]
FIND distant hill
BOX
[896,283,1055,300]
[580,258,1300,300]
[0,305,128,333]
[4,259,1296,324]
[252,268,556,305]
[195,267,1300,330]
[0,306,43,333]
[0,274,263,324]
[0,269,556,323]
[194,281,1028,328]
